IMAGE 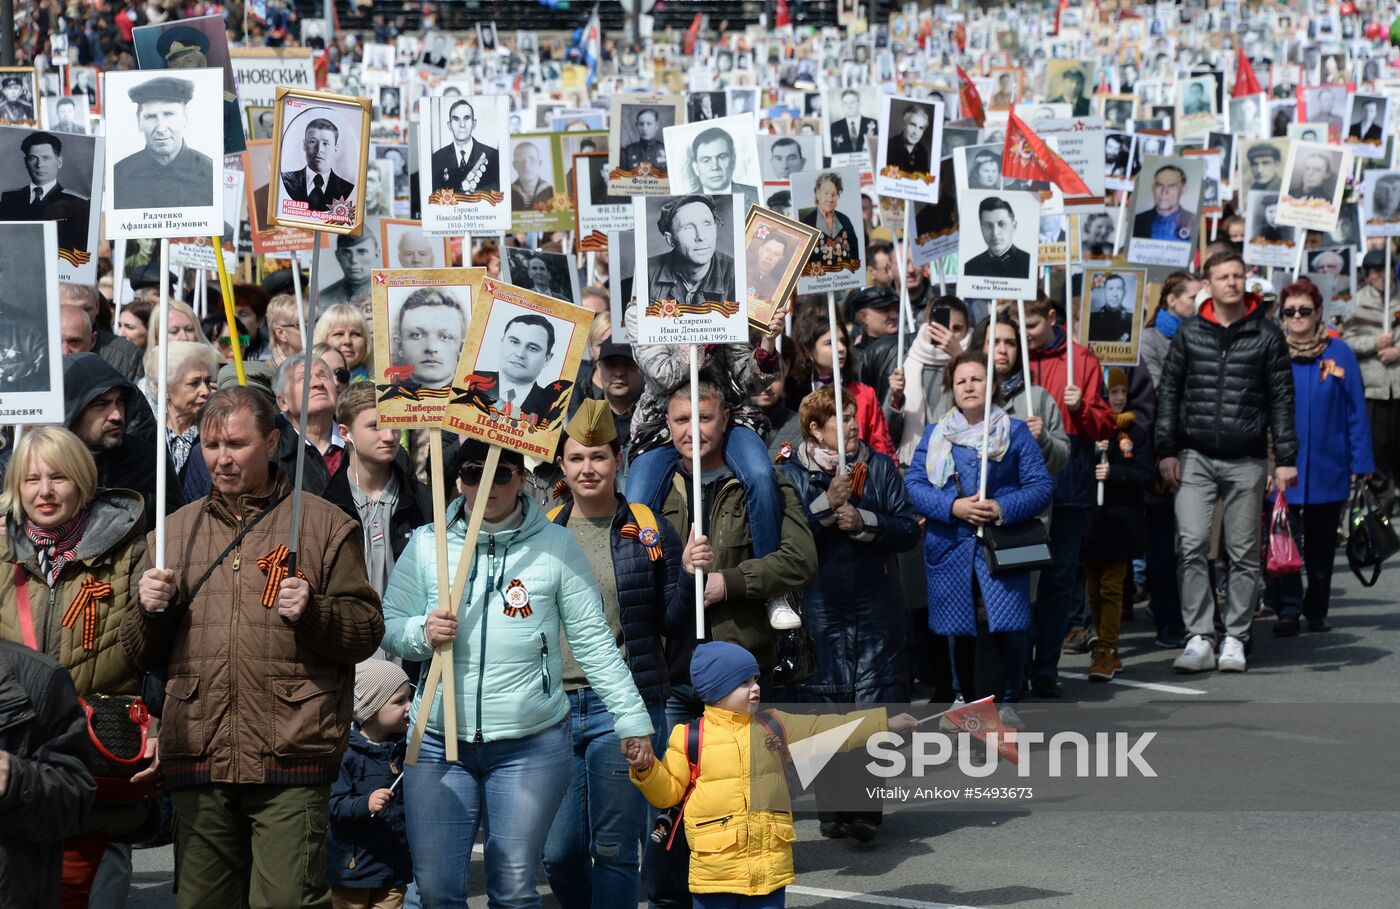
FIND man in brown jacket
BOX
[121,386,383,909]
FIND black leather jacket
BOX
[1155,295,1297,465]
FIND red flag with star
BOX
[1000,111,1092,196]
[943,695,1019,764]
[1233,49,1263,98]
[957,65,985,127]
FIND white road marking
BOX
[1059,671,1207,696]
[788,884,982,908]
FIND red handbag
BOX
[1266,492,1304,577]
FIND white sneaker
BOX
[998,703,1025,731]
[1217,636,1247,672]
[1173,635,1217,673]
[766,597,802,630]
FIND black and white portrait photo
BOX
[608,93,681,193]
[104,69,223,238]
[1345,93,1390,159]
[385,282,471,391]
[0,125,101,284]
[1278,141,1348,232]
[269,87,369,234]
[380,218,448,269]
[1079,266,1146,366]
[43,95,88,135]
[757,134,819,182]
[686,91,727,122]
[1104,132,1135,187]
[957,190,1039,299]
[662,114,762,209]
[1362,170,1400,237]
[1101,95,1135,131]
[503,248,579,306]
[631,193,749,345]
[575,152,632,234]
[0,221,62,421]
[1243,190,1297,268]
[418,94,510,234]
[1175,75,1217,139]
[378,85,402,120]
[509,136,556,213]
[1300,84,1347,142]
[958,145,1004,190]
[1045,60,1095,117]
[0,68,38,126]
[825,85,878,160]
[364,158,394,217]
[875,94,943,204]
[418,31,454,70]
[1228,94,1264,138]
[1080,210,1118,259]
[1126,156,1203,268]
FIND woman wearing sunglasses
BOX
[1272,281,1374,636]
[380,439,654,909]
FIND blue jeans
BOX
[1031,506,1092,681]
[625,426,780,557]
[544,690,669,909]
[692,890,786,908]
[404,721,572,909]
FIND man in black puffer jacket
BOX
[1155,251,1297,675]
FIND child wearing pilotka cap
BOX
[627,641,916,908]
[326,660,414,909]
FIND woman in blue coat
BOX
[905,350,1053,703]
[1274,282,1374,635]
[777,384,919,843]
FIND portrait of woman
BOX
[801,171,859,272]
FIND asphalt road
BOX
[127,553,1400,909]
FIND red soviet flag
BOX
[1000,111,1092,196]
[1233,49,1263,98]
[943,696,1019,764]
[957,65,985,127]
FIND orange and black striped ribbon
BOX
[61,578,112,651]
[644,299,741,319]
[619,522,664,561]
[552,480,570,500]
[258,545,309,609]
[849,462,869,498]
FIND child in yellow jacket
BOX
[627,641,916,908]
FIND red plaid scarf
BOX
[24,509,88,585]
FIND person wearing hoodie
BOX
[0,427,157,907]
[1156,251,1297,673]
[1020,295,1117,698]
[0,353,179,532]
[1272,281,1373,636]
[776,386,918,843]
[379,439,654,909]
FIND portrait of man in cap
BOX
[137,18,245,154]
[1244,143,1282,192]
[112,75,214,209]
[280,116,356,212]
[647,194,737,308]
[0,131,90,252]
[0,72,35,125]
[430,98,501,195]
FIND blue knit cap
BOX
[691,641,760,705]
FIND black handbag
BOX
[79,694,160,801]
[952,471,1053,573]
[767,592,818,688]
[1347,480,1400,587]
[981,519,1055,573]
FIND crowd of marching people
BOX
[3,228,1393,909]
[5,1,1400,908]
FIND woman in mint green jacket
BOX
[381,442,654,909]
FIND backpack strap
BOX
[755,709,791,764]
[622,502,665,561]
[665,717,704,850]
